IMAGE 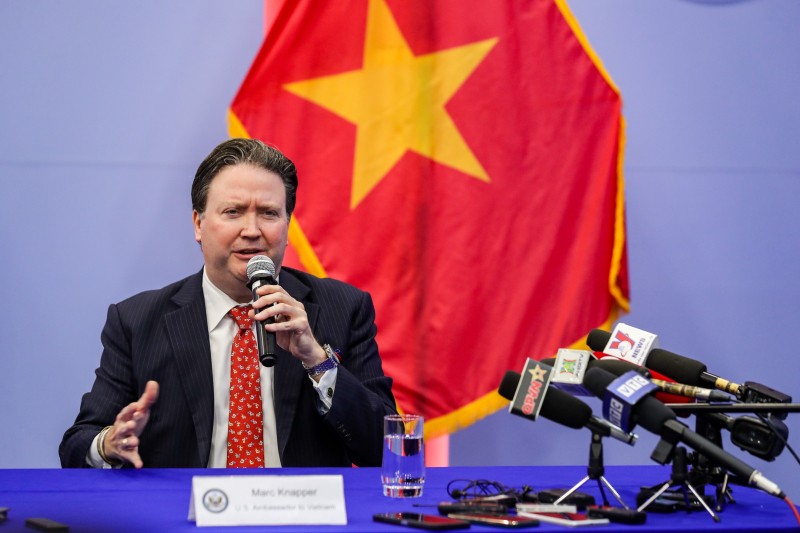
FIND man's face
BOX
[193,163,289,303]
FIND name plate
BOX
[189,475,347,527]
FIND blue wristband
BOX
[303,344,341,376]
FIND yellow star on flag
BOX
[283,0,497,209]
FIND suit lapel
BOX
[164,271,215,466]
[273,269,319,458]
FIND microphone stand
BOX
[553,428,630,509]
[666,402,796,512]
[638,446,720,522]
[692,415,736,513]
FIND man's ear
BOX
[192,210,203,244]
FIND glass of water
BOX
[381,414,425,497]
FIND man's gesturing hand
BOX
[104,380,159,468]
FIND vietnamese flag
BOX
[230,0,629,438]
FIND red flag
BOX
[230,0,628,437]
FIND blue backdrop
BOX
[1,0,798,501]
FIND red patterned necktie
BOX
[227,305,265,468]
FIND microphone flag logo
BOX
[550,349,594,397]
[509,358,553,420]
[602,370,659,432]
[609,330,635,353]
[602,323,659,366]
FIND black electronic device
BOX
[741,382,792,419]
[436,501,508,514]
[535,489,596,511]
[373,512,471,530]
[25,517,69,532]
[587,506,647,524]
[448,513,540,528]
[461,494,518,508]
[730,415,788,460]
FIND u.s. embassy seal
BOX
[202,488,229,513]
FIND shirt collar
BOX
[201,267,280,332]
[201,268,244,333]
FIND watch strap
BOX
[303,344,341,376]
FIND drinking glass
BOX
[381,414,425,497]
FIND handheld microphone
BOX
[498,365,637,446]
[583,367,785,498]
[246,255,277,367]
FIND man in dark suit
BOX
[60,138,397,468]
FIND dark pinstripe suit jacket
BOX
[59,268,397,468]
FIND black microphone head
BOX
[498,371,520,400]
[645,348,707,386]
[246,255,276,281]
[498,371,591,430]
[583,367,676,435]
[538,387,592,429]
[583,366,616,399]
[594,357,650,378]
[586,329,611,352]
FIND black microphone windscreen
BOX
[645,348,706,386]
[498,371,520,400]
[538,387,592,429]
[583,366,614,398]
[498,371,591,429]
[586,329,611,352]
[584,367,676,435]
[632,395,678,435]
[594,358,648,377]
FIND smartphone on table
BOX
[448,513,539,528]
[373,512,471,530]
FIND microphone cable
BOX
[754,412,800,466]
[782,495,800,527]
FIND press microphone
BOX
[544,353,730,403]
[649,378,732,403]
[587,327,740,393]
[579,355,733,403]
[246,255,277,367]
[588,328,742,393]
[583,367,785,498]
[498,365,637,446]
[588,328,791,411]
